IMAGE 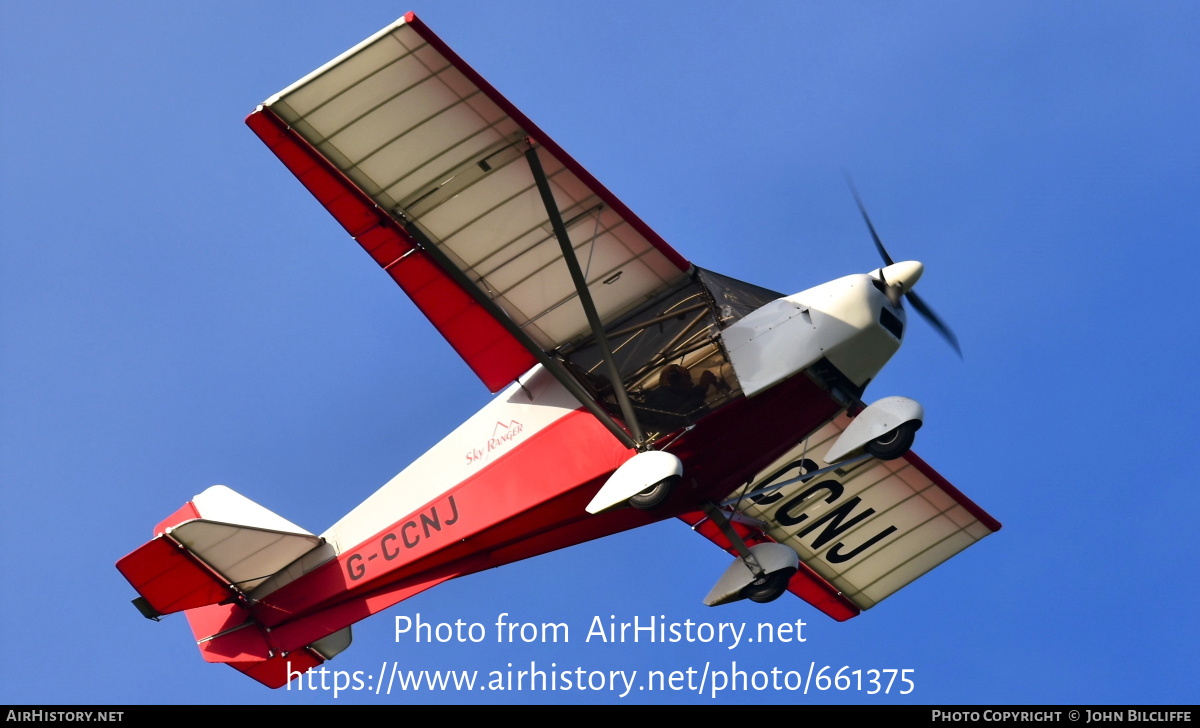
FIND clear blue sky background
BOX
[2,2,1197,706]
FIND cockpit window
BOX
[695,268,783,326]
[558,268,781,436]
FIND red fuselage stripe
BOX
[255,372,848,649]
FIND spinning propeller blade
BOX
[906,290,961,357]
[844,172,894,268]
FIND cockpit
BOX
[556,269,782,438]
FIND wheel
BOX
[865,421,918,460]
[628,475,680,510]
[742,568,797,604]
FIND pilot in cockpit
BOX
[642,364,725,425]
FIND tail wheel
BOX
[742,568,796,603]
[866,421,918,460]
[629,475,680,510]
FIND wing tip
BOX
[903,450,1002,532]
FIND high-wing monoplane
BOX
[117,13,1000,688]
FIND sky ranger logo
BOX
[465,420,525,465]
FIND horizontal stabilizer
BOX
[117,485,351,687]
[117,485,323,614]
[230,649,324,689]
[116,537,232,616]
[168,520,322,592]
[183,602,273,664]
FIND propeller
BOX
[844,174,962,357]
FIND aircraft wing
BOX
[687,414,1001,617]
[246,12,690,392]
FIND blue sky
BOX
[2,1,1197,705]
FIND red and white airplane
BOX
[116,12,1000,689]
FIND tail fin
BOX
[116,485,350,687]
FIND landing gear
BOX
[741,567,797,603]
[629,475,680,510]
[586,451,682,514]
[824,396,924,464]
[866,421,918,460]
[703,532,801,607]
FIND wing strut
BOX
[701,502,766,577]
[718,454,872,507]
[525,142,647,449]
[396,214,638,451]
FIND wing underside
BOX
[730,414,1001,612]
[247,12,690,392]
